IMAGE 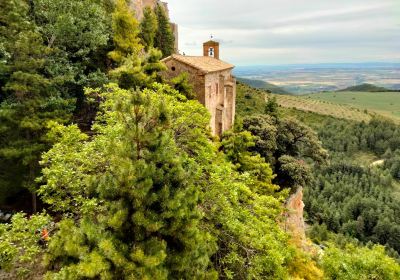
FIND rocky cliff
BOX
[128,0,178,52]
[285,187,308,249]
[129,0,169,20]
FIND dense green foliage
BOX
[285,109,400,255]
[303,117,400,256]
[0,0,174,211]
[0,213,50,277]
[236,82,400,278]
[0,0,79,210]
[2,1,400,279]
[34,81,311,279]
[316,118,400,156]
[40,84,216,279]
[322,244,400,280]
[235,85,327,190]
[108,0,146,89]
[305,163,400,253]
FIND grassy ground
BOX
[303,91,400,122]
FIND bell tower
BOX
[203,40,220,60]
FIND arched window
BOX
[209,47,214,57]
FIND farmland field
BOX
[303,91,400,122]
[274,94,372,122]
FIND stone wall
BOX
[161,59,236,136]
[162,60,206,103]
[224,79,236,131]
[204,70,234,135]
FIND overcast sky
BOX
[167,0,400,65]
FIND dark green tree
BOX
[139,7,158,51]
[32,0,111,129]
[0,0,73,211]
[221,130,279,195]
[241,114,326,189]
[154,4,175,58]
[265,95,279,118]
[142,47,167,84]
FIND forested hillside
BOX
[339,83,397,92]
[1,1,322,279]
[236,83,400,278]
[1,1,400,279]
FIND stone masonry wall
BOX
[162,60,206,103]
[204,70,232,135]
[161,59,236,136]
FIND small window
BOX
[171,66,176,71]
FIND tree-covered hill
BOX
[339,83,398,92]
[236,81,400,272]
[236,77,291,94]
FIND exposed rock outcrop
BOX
[129,0,169,20]
[128,0,178,52]
[285,186,306,240]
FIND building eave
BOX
[162,55,234,74]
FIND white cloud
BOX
[166,0,400,65]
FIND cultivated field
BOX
[274,94,372,122]
[304,91,400,122]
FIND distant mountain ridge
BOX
[338,83,399,92]
[236,77,290,94]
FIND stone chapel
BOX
[162,41,236,136]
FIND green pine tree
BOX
[108,0,146,89]
[154,4,175,58]
[140,7,158,51]
[0,0,73,212]
[41,84,216,279]
[142,47,167,85]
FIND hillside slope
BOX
[339,83,396,92]
[305,91,400,122]
[237,77,290,94]
[236,83,372,122]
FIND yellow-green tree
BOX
[40,84,216,279]
[108,0,146,89]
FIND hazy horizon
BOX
[234,62,400,68]
[167,0,400,66]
